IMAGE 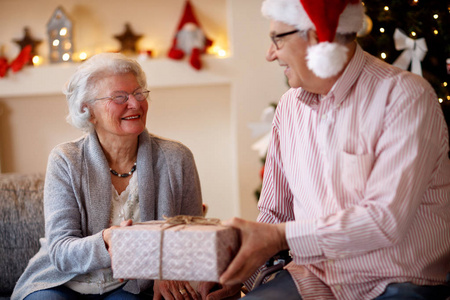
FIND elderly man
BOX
[219,0,450,299]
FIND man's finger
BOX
[219,246,258,285]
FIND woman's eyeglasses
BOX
[93,89,150,105]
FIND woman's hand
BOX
[102,219,133,251]
[103,219,133,283]
[153,280,199,300]
[197,282,242,300]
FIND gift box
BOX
[110,216,239,282]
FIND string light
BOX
[434,29,439,35]
[218,49,227,57]
[384,6,389,11]
[32,55,42,66]
[443,82,448,87]
[79,52,87,61]
[207,45,229,58]
[381,52,387,59]
[59,27,67,36]
[380,27,385,33]
[411,31,417,37]
[433,14,439,19]
[439,98,443,103]
[62,53,70,61]
[52,39,60,46]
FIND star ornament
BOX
[13,27,42,65]
[114,23,143,54]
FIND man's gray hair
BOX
[63,52,147,133]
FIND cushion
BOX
[0,173,45,296]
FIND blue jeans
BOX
[243,270,450,300]
[242,270,301,300]
[375,282,450,300]
[24,285,152,300]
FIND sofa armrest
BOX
[0,173,45,296]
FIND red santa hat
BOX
[168,0,212,70]
[261,0,364,78]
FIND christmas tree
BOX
[357,0,450,127]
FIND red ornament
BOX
[0,57,8,78]
[168,0,213,70]
[10,45,32,72]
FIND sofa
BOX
[0,173,45,299]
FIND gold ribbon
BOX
[157,215,221,280]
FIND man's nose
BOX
[266,42,277,62]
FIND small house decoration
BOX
[47,6,73,63]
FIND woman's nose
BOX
[127,94,141,108]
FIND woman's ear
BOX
[83,104,96,124]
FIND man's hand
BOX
[197,282,242,300]
[219,218,288,286]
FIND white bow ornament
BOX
[248,105,275,158]
[392,28,427,76]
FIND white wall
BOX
[0,0,289,221]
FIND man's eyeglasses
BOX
[270,29,300,50]
[93,89,150,105]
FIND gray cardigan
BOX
[12,130,203,300]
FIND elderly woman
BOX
[11,53,203,300]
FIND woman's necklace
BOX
[110,162,137,178]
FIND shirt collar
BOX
[328,44,366,106]
[297,44,366,108]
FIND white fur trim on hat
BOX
[306,42,349,78]
[261,0,363,34]
[261,0,314,31]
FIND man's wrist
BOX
[275,223,289,251]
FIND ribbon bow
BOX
[161,215,221,229]
[248,105,276,158]
[392,28,427,76]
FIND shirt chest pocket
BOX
[340,151,374,197]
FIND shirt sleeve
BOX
[257,125,296,224]
[44,148,111,274]
[244,117,300,289]
[179,146,203,217]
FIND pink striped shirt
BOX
[256,45,450,300]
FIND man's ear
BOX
[307,30,319,46]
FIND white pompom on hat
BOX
[262,0,364,78]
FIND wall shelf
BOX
[0,56,233,98]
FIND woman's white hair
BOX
[63,52,147,133]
